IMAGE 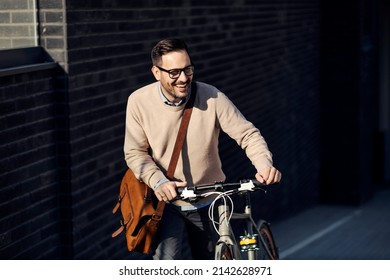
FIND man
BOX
[124,38,281,259]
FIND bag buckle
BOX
[151,214,162,221]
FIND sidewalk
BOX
[270,187,390,260]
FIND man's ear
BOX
[151,66,160,80]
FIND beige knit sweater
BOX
[124,81,273,204]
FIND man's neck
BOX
[159,84,187,106]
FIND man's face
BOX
[152,50,193,103]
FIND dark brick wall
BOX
[1,0,321,259]
[0,67,68,259]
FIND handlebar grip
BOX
[251,179,263,186]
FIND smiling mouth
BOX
[175,84,188,92]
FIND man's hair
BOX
[151,38,190,66]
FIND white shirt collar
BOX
[158,82,189,106]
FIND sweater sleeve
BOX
[215,91,274,172]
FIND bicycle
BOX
[177,179,279,260]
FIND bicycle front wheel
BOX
[215,242,234,260]
[256,222,279,260]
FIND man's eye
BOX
[170,70,180,76]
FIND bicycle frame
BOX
[178,179,278,260]
[216,192,259,260]
[216,203,243,259]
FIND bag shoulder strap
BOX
[153,82,197,218]
[166,82,197,178]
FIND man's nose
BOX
[177,69,190,81]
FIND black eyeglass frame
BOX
[155,65,194,79]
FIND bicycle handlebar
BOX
[176,179,269,201]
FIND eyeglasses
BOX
[155,65,194,79]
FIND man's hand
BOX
[255,166,282,185]
[154,181,187,202]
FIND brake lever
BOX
[180,188,197,200]
[238,180,256,191]
[248,179,268,194]
[173,187,199,202]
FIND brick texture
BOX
[39,0,68,70]
[0,68,68,259]
[0,0,37,49]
